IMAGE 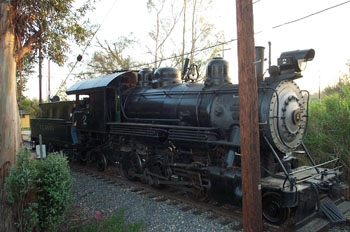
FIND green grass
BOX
[69,210,144,232]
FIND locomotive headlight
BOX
[278,49,315,72]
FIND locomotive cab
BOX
[66,71,137,135]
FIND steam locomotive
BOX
[31,46,348,226]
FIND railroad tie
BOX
[130,188,144,192]
[192,209,204,215]
[155,197,168,202]
[180,206,193,212]
[167,201,180,206]
[219,217,233,226]
[207,213,220,220]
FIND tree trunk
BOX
[0,2,20,231]
[0,2,21,185]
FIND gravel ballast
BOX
[71,170,240,231]
[70,170,350,232]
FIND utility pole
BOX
[48,59,51,101]
[38,45,43,103]
[318,75,321,100]
[235,1,263,231]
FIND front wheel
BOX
[262,192,290,225]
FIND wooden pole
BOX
[235,1,263,231]
[39,46,42,103]
[48,59,51,101]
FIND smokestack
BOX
[255,46,265,83]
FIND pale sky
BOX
[24,0,350,100]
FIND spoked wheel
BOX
[147,159,170,189]
[121,152,142,181]
[262,192,290,225]
[187,189,209,203]
[95,152,107,172]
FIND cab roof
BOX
[66,71,137,95]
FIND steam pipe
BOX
[255,46,265,83]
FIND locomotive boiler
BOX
[31,46,349,226]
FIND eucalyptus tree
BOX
[0,0,95,185]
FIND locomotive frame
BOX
[31,47,349,227]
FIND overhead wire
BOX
[272,0,350,29]
[116,0,350,72]
[59,0,350,78]
[54,0,119,96]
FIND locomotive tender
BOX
[31,46,349,226]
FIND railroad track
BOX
[23,142,349,231]
[70,162,289,232]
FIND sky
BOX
[24,0,350,100]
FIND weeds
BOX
[304,84,350,181]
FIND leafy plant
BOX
[5,150,73,231]
[304,84,350,180]
[34,152,73,231]
[5,149,39,232]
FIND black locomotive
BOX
[31,47,349,226]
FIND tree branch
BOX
[14,30,41,63]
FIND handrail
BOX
[295,166,342,184]
[289,158,339,175]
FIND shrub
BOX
[34,152,73,230]
[304,85,350,180]
[5,150,73,231]
[5,149,39,232]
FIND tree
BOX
[78,35,138,79]
[180,0,224,74]
[146,0,223,76]
[0,1,94,230]
[19,98,41,118]
[147,0,183,68]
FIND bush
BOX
[304,85,350,179]
[5,149,39,232]
[34,152,73,230]
[5,150,73,231]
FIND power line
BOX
[54,0,119,96]
[132,1,350,70]
[272,0,350,29]
[129,39,238,69]
[61,0,350,78]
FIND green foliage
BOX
[34,152,73,230]
[304,84,350,170]
[5,149,39,232]
[78,35,138,79]
[7,0,96,65]
[19,97,41,118]
[72,209,144,232]
[17,53,36,101]
[5,150,73,231]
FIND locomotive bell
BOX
[205,57,230,87]
[152,67,181,88]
